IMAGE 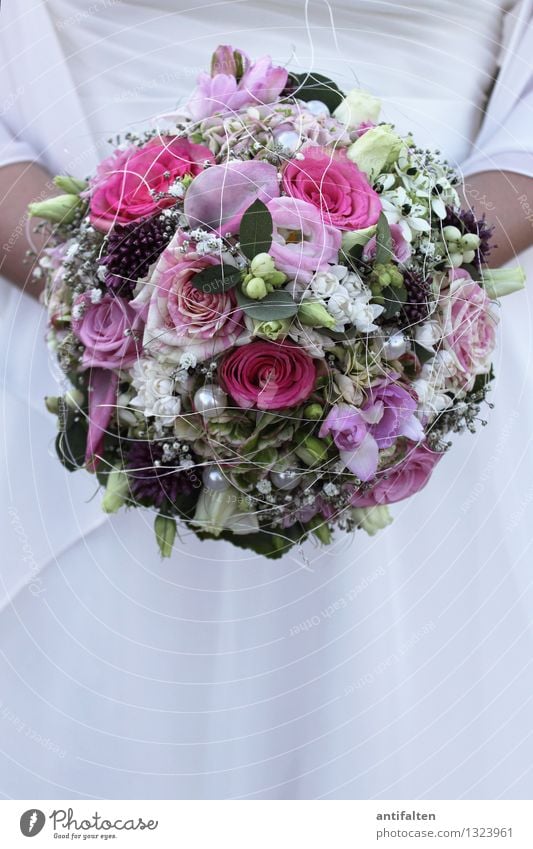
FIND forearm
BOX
[462,170,533,267]
[0,161,56,299]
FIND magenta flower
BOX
[282,145,382,232]
[184,160,280,235]
[350,444,443,506]
[319,404,379,481]
[89,137,213,232]
[85,368,118,472]
[220,340,316,410]
[267,197,341,283]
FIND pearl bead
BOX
[382,331,408,360]
[305,100,331,117]
[193,385,228,419]
[271,470,301,491]
[275,130,301,152]
[202,466,230,491]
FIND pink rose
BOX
[267,197,341,283]
[220,340,317,410]
[282,145,381,231]
[89,137,213,232]
[441,271,498,390]
[142,235,244,362]
[72,293,143,369]
[350,444,443,506]
[363,223,412,264]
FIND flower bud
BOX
[253,318,290,341]
[334,88,381,129]
[295,435,330,467]
[263,269,287,288]
[462,250,476,264]
[210,44,237,77]
[28,193,83,224]
[351,505,393,536]
[243,276,268,299]
[442,225,462,243]
[482,266,526,299]
[460,232,481,251]
[65,388,84,410]
[298,301,336,329]
[347,125,403,180]
[44,396,60,414]
[341,225,376,253]
[303,403,323,420]
[306,518,332,545]
[192,487,259,537]
[101,469,130,514]
[447,251,463,268]
[250,252,276,278]
[53,175,88,194]
[154,514,177,557]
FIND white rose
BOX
[334,88,381,129]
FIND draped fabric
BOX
[0,0,532,799]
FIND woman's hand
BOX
[463,170,533,267]
[0,161,56,299]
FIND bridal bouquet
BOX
[31,45,525,558]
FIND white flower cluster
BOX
[130,357,183,423]
[376,148,460,243]
[189,228,225,256]
[304,265,384,333]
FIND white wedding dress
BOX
[1,0,532,799]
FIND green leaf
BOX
[412,340,434,365]
[238,199,273,261]
[236,287,298,320]
[194,524,307,559]
[189,264,242,295]
[381,283,407,319]
[55,418,87,471]
[288,72,345,112]
[374,212,393,264]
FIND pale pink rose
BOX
[220,340,317,410]
[72,293,143,369]
[267,197,341,283]
[142,236,244,363]
[441,272,498,390]
[350,444,443,506]
[282,145,381,231]
[89,137,213,232]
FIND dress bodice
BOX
[45,0,511,166]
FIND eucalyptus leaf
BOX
[412,340,434,365]
[381,284,407,319]
[288,72,345,112]
[189,264,242,295]
[374,212,393,265]
[236,288,298,320]
[239,199,273,261]
[55,418,87,471]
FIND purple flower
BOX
[186,47,288,121]
[126,441,199,509]
[363,379,424,449]
[319,404,379,481]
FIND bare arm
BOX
[0,161,56,299]
[462,171,533,267]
